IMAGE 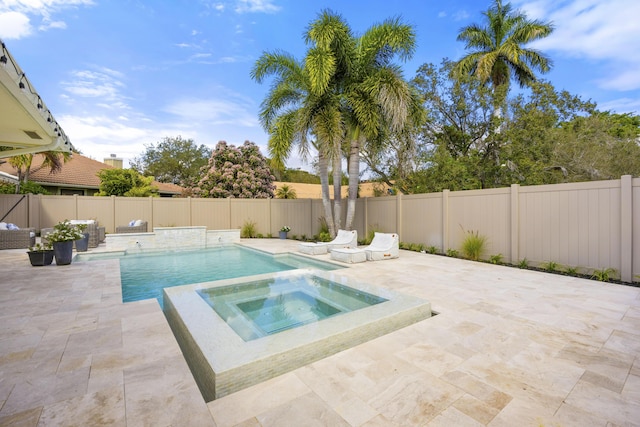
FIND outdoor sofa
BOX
[116,220,148,234]
[0,226,36,249]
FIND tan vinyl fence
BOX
[1,175,637,282]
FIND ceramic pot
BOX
[28,250,54,266]
[279,231,288,240]
[75,232,90,252]
[53,241,74,265]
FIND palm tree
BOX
[253,10,420,232]
[330,16,422,229]
[455,0,554,118]
[251,48,345,237]
[275,184,297,199]
[8,151,69,193]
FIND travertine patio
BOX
[1,239,639,426]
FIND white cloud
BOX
[437,11,446,18]
[39,20,66,31]
[163,98,259,128]
[598,97,640,114]
[61,67,129,109]
[515,0,640,91]
[234,0,280,14]
[0,11,31,39]
[453,10,469,21]
[0,0,94,38]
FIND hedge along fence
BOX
[1,175,637,282]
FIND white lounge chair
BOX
[363,232,399,261]
[298,229,358,255]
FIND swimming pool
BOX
[77,245,342,306]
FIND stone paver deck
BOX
[1,239,639,426]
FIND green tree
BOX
[0,181,50,194]
[410,60,499,190]
[97,169,158,197]
[279,168,320,184]
[130,136,211,186]
[455,0,554,118]
[195,141,275,198]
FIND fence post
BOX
[73,194,79,219]
[364,197,368,240]
[149,196,154,229]
[442,189,449,252]
[396,193,402,238]
[511,184,520,264]
[620,175,632,282]
[111,195,116,233]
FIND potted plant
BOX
[45,220,84,265]
[74,223,89,252]
[27,242,54,266]
[279,225,290,240]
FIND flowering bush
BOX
[44,220,85,243]
[280,225,290,232]
[194,141,276,198]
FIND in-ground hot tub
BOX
[163,269,431,401]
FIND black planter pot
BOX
[75,233,90,252]
[53,241,74,265]
[28,250,54,266]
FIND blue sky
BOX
[1,0,639,170]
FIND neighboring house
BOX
[0,153,183,197]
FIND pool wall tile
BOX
[106,227,240,252]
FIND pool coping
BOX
[163,269,432,401]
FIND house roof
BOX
[0,153,183,195]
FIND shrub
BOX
[591,268,617,282]
[461,228,487,261]
[446,248,459,257]
[518,258,529,269]
[564,266,579,276]
[542,261,559,272]
[427,245,439,254]
[241,220,257,238]
[489,254,503,264]
[318,231,332,242]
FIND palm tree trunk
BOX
[344,136,360,230]
[318,151,336,237]
[331,151,342,235]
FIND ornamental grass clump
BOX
[460,227,487,261]
[241,220,257,238]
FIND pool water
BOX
[117,246,341,306]
[197,275,387,341]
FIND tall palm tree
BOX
[455,0,554,118]
[253,10,420,233]
[251,48,345,236]
[333,16,422,229]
